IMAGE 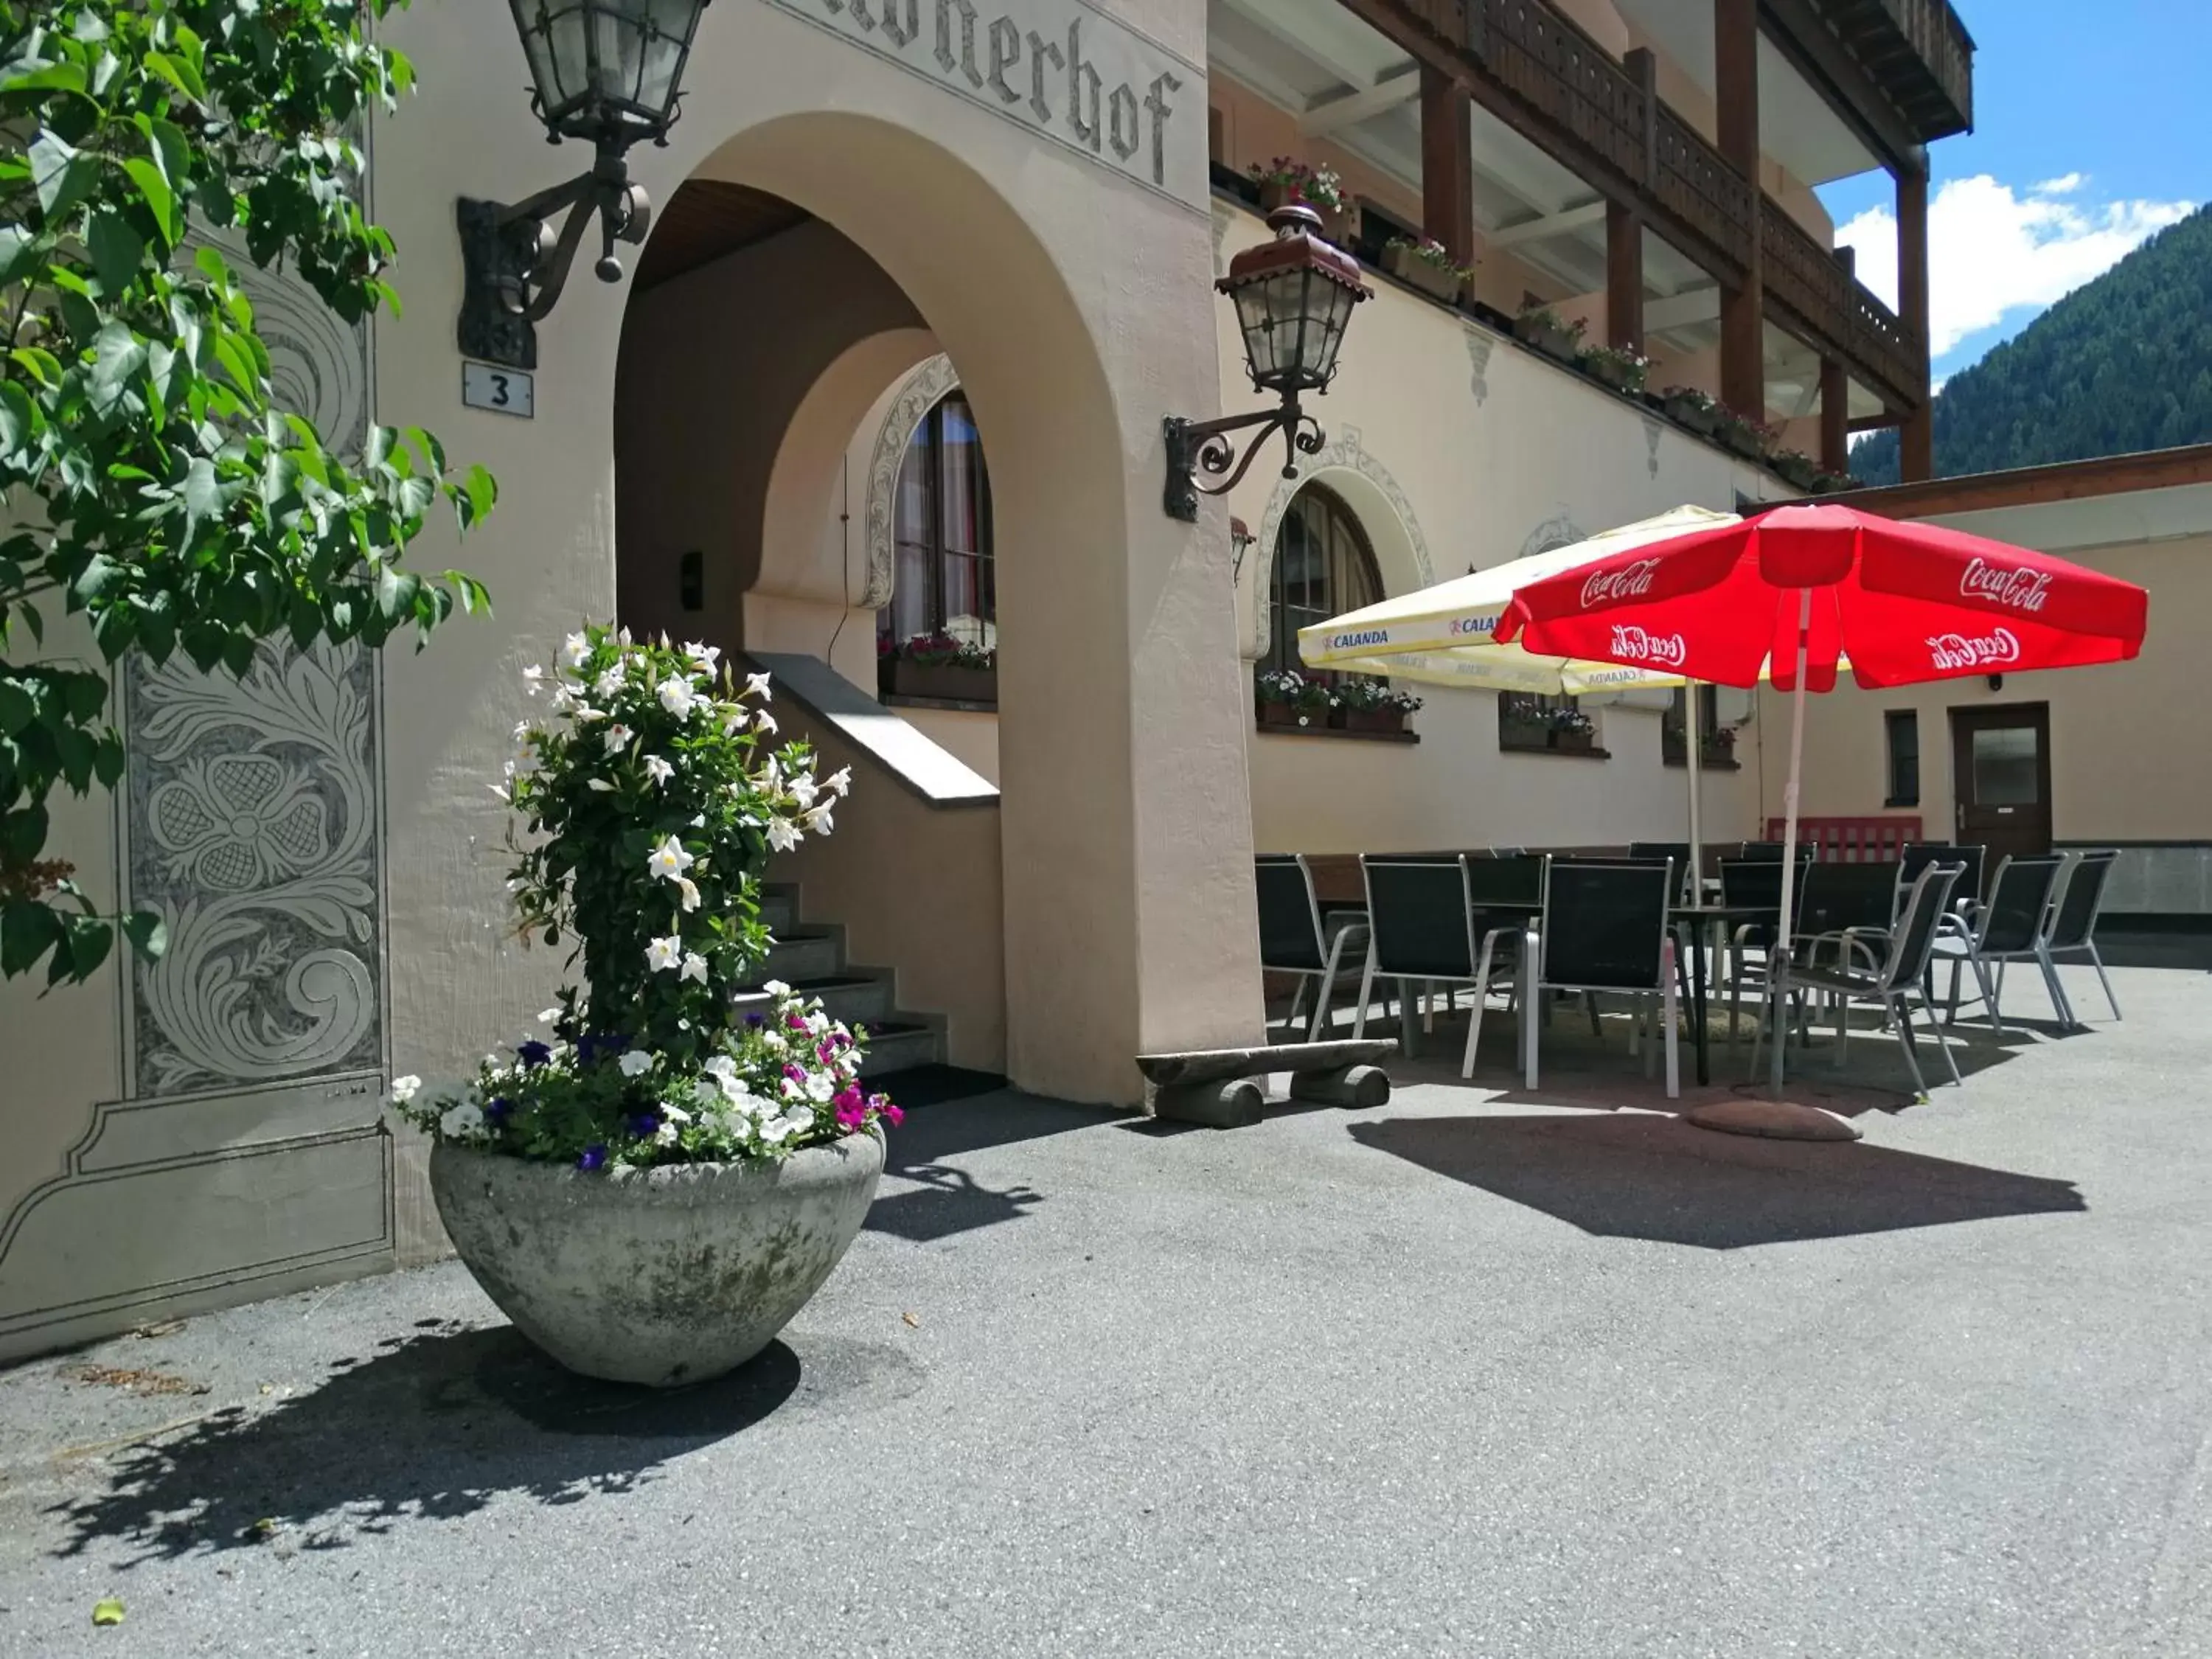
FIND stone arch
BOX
[1247,425,1434,658]
[858,352,960,611]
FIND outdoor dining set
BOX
[1257,841,2123,1102]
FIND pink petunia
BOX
[883,1102,905,1127]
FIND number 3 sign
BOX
[462,361,535,419]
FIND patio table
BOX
[1671,903,1773,1087]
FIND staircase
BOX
[732,882,946,1079]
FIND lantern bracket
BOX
[1163,401,1324,523]
[458,147,651,369]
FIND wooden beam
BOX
[1897,155,1934,481]
[1486,200,1607,247]
[1820,356,1849,474]
[1827,444,2212,521]
[1606,204,1644,351]
[1419,65,1474,262]
[1715,0,1764,419]
[1302,65,1422,137]
[1756,0,1920,176]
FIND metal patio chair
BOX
[1761,862,1966,1095]
[1256,855,1369,1043]
[2044,849,2124,1025]
[1927,854,2067,1034]
[1354,855,1526,1078]
[1523,859,1680,1098]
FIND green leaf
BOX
[86,212,144,299]
[90,1596,125,1629]
[122,158,182,251]
[142,50,206,106]
[29,131,95,223]
[87,322,149,414]
[121,911,167,961]
[0,679,32,735]
[180,457,221,543]
[0,381,35,456]
[1,902,61,979]
[1,62,88,97]
[59,914,113,981]
[0,225,44,288]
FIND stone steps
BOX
[745,884,946,1079]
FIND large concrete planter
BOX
[429,1131,885,1388]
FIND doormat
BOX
[871,1064,1008,1108]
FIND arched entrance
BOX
[400,0,1265,1105]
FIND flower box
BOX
[1500,716,1552,751]
[1661,392,1722,437]
[1257,699,1304,728]
[1340,706,1409,736]
[1582,352,1644,394]
[1551,726,1596,755]
[879,658,998,705]
[1721,421,1768,459]
[1514,316,1582,364]
[1383,242,1464,304]
[1258,180,1356,247]
[1773,452,1823,491]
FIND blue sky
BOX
[1815,0,2205,384]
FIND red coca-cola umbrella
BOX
[1495,502,2148,1099]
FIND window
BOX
[1663,685,1734,766]
[1885,709,1921,806]
[877,392,995,650]
[1265,486,1382,677]
[1498,690,1590,753]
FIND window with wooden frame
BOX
[1263,485,1382,679]
[877,392,995,652]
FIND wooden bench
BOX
[1135,1038,1396,1129]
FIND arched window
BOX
[1265,485,1382,675]
[877,392,995,650]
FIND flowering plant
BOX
[1576,342,1652,393]
[1515,302,1586,341]
[1333,678,1423,714]
[389,624,900,1169]
[879,630,995,670]
[1547,705,1596,736]
[1384,235,1477,282]
[1249,158,1349,212]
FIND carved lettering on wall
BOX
[766,0,1204,208]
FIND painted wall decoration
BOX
[1461,322,1493,406]
[123,639,385,1096]
[863,353,961,611]
[1248,425,1434,658]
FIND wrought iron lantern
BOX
[1163,204,1371,522]
[458,0,713,369]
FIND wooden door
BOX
[1950,703,2053,873]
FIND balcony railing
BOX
[1349,0,1930,415]
[1802,0,1974,141]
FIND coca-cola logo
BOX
[1580,557,1660,610]
[1960,557,2053,613]
[1927,627,2021,670]
[1609,623,1687,667]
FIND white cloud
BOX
[1834,174,2196,360]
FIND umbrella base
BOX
[1685,1099,1862,1142]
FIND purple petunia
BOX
[517,1040,554,1069]
[484,1097,513,1125]
[577,1144,608,1172]
[745,1013,765,1028]
[627,1109,661,1138]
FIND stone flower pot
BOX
[1514,316,1582,364]
[1341,706,1408,735]
[1383,243,1464,304]
[879,658,997,705]
[430,1130,885,1388]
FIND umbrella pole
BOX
[1769,591,1812,1099]
[1685,680,1703,897]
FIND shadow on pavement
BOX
[863,1089,1125,1242]
[1350,1113,2087,1249]
[44,1318,921,1562]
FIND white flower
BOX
[654,1121,680,1147]
[549,683,580,714]
[802,801,835,835]
[745,671,773,703]
[647,835,695,881]
[777,1108,813,1138]
[824,767,852,798]
[679,951,709,984]
[538,1006,562,1025]
[766,818,801,854]
[568,704,607,723]
[440,1102,485,1139]
[658,677,701,719]
[675,876,700,913]
[661,1102,692,1126]
[761,1029,787,1053]
[594,666,624,699]
[489,783,509,803]
[603,723,633,755]
[685,641,722,674]
[754,711,778,737]
[521,664,543,696]
[762,980,790,997]
[759,1114,796,1145]
[617,626,633,647]
[646,934,683,973]
[806,1071,836,1104]
[788,773,819,810]
[689,813,706,828]
[705,1053,738,1081]
[642,754,675,789]
[720,705,749,737]
[388,1074,422,1105]
[512,743,539,774]
[560,631,590,671]
[586,778,616,793]
[618,1049,654,1078]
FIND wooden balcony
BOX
[1352,0,1928,417]
[1799,0,1974,142]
